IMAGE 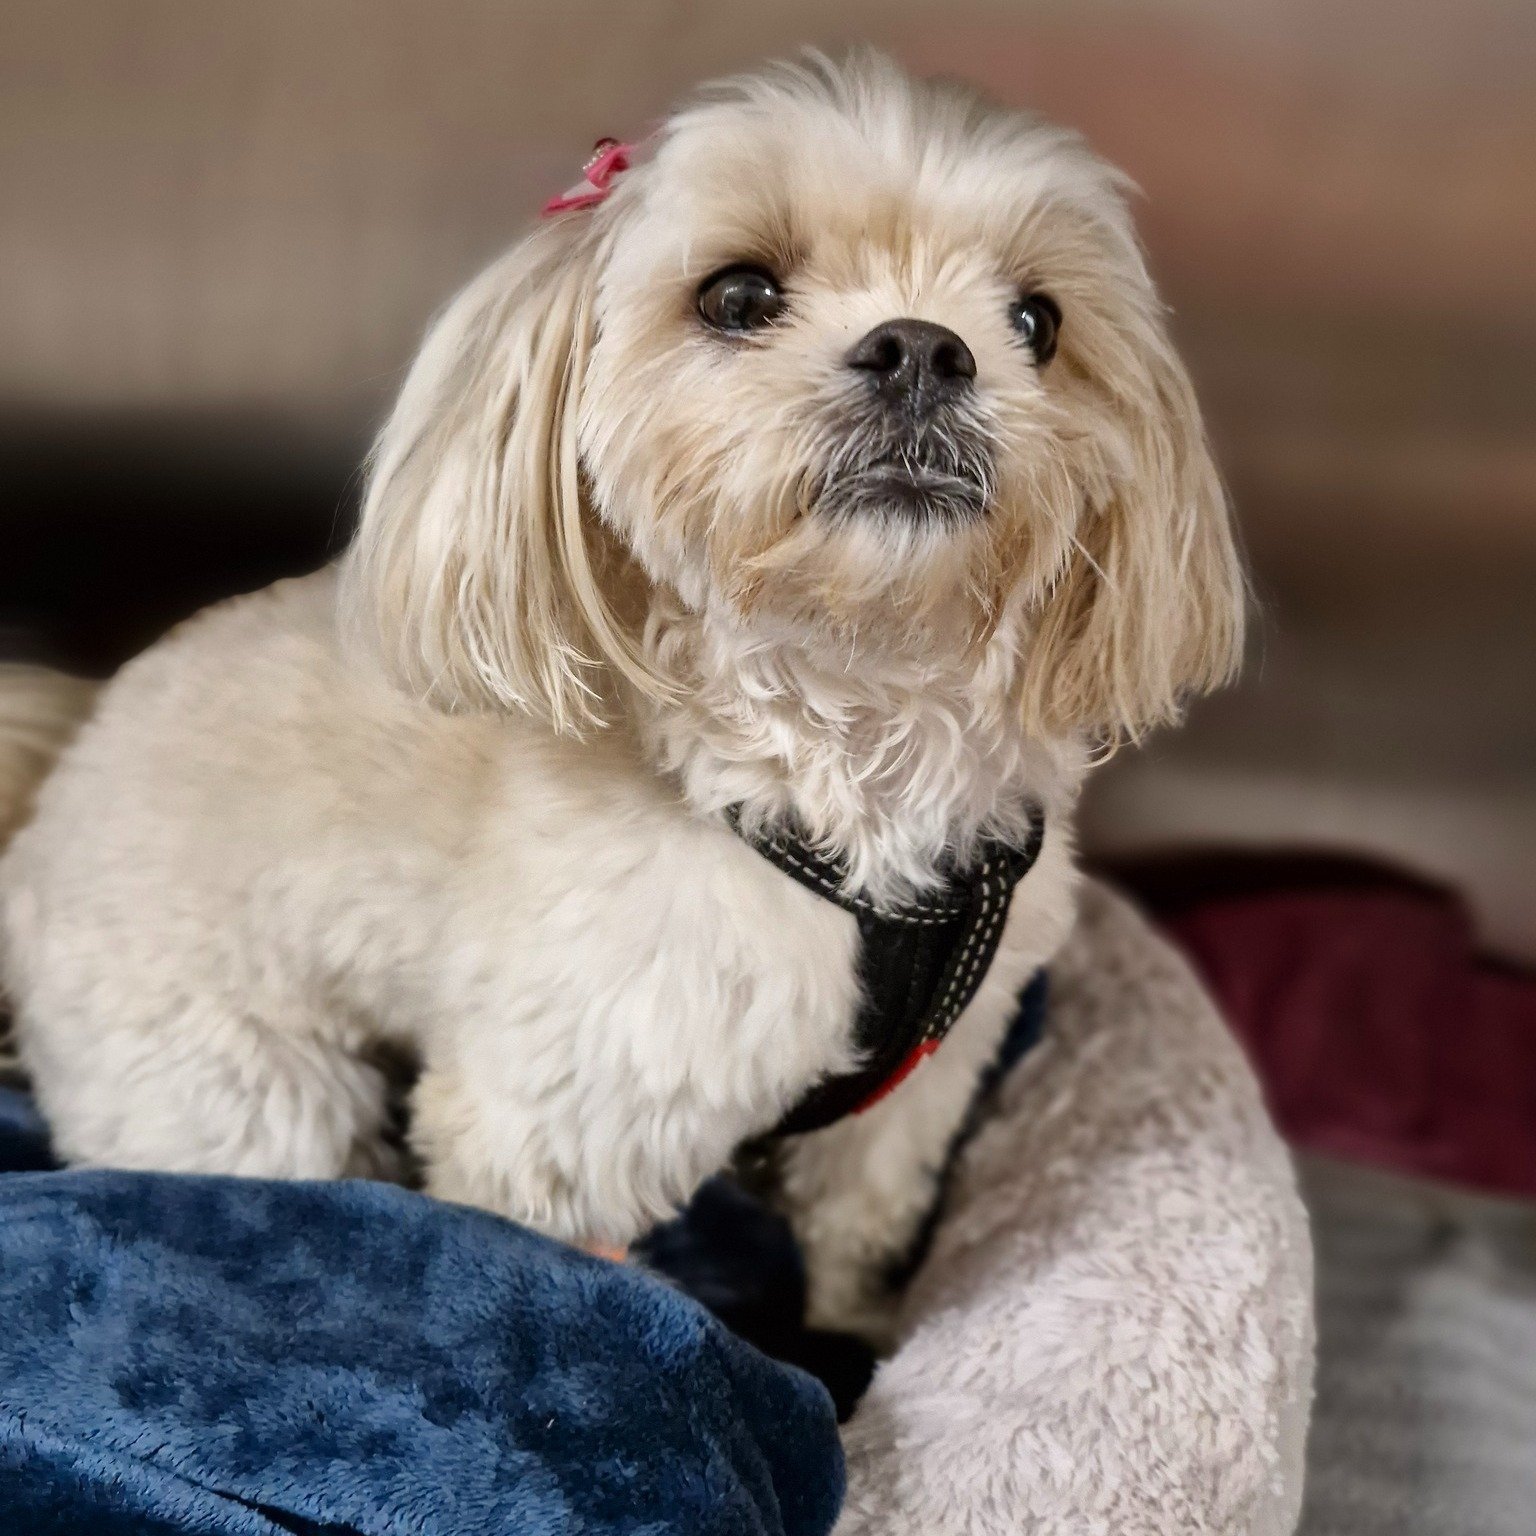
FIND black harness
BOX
[729,805,1046,1137]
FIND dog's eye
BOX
[1009,294,1061,365]
[698,267,784,333]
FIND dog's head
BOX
[344,52,1243,744]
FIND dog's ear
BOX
[1020,293,1246,747]
[341,217,657,732]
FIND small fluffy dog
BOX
[0,53,1241,1337]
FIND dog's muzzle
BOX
[815,317,993,525]
[816,407,993,527]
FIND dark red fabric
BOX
[1110,854,1536,1200]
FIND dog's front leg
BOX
[404,883,863,1250]
[408,1038,752,1252]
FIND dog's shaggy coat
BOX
[0,53,1242,1332]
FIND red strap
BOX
[853,1038,941,1115]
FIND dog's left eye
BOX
[697,267,784,333]
[1009,294,1062,365]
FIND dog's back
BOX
[0,663,96,1074]
[0,665,97,853]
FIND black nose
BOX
[846,318,976,408]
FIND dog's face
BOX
[585,79,1104,650]
[348,54,1242,741]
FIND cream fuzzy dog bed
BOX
[836,880,1315,1535]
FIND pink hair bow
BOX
[542,138,635,215]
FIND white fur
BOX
[0,53,1242,1317]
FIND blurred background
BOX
[3,4,1535,1528]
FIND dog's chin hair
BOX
[816,477,987,530]
[812,402,996,532]
[702,410,999,631]
[712,513,996,667]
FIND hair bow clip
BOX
[542,138,635,216]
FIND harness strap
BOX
[729,805,1046,1136]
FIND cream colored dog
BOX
[0,53,1241,1337]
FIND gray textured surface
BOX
[1301,1157,1536,1536]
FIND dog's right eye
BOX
[697,267,784,333]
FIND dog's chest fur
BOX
[421,607,1085,1249]
[435,721,1079,1283]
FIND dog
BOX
[0,52,1241,1340]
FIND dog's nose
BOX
[846,319,976,408]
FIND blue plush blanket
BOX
[0,1090,843,1536]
